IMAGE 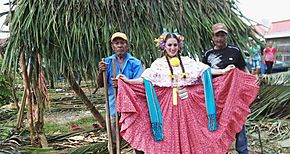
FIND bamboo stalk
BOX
[112,58,121,154]
[103,58,113,154]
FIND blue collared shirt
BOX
[104,53,143,116]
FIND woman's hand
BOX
[117,74,144,84]
[116,74,129,83]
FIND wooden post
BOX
[112,58,121,154]
[103,59,113,154]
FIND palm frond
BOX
[250,72,290,120]
[2,0,257,81]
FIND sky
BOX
[237,0,290,24]
[0,0,9,38]
[1,0,290,38]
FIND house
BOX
[255,20,290,65]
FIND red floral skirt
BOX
[116,69,259,154]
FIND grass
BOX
[44,116,97,136]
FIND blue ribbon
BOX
[203,68,218,131]
[144,79,164,142]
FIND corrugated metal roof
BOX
[269,20,290,33]
[265,31,290,39]
[265,20,290,38]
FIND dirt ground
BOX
[42,86,289,154]
[44,110,92,124]
[43,110,266,154]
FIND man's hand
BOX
[111,77,118,88]
[99,58,108,73]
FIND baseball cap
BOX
[111,32,128,42]
[212,23,228,34]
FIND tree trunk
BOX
[32,79,48,147]
[34,53,48,147]
[66,71,105,128]
[16,90,26,131]
[11,84,19,110]
[20,51,37,147]
[16,57,32,131]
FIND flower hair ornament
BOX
[154,28,185,51]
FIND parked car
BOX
[245,56,289,74]
[271,60,289,73]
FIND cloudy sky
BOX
[0,0,9,38]
[1,0,290,38]
[238,0,290,23]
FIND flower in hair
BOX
[155,28,185,51]
[154,38,160,47]
[177,35,184,41]
[154,28,169,50]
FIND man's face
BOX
[111,38,128,57]
[212,31,228,49]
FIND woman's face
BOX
[164,38,179,58]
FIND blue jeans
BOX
[236,126,249,154]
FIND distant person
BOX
[263,41,277,74]
[249,40,261,75]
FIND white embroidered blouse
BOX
[141,56,209,87]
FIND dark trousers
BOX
[135,149,144,154]
[235,126,249,154]
[265,61,274,74]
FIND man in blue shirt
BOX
[97,32,143,154]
